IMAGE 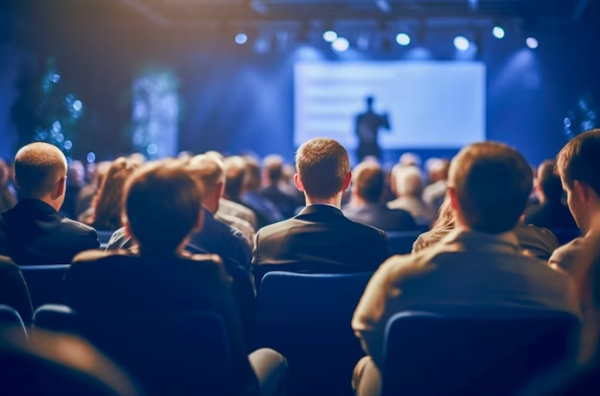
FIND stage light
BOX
[235,33,248,45]
[526,37,539,49]
[73,100,82,111]
[64,140,72,150]
[454,36,470,51]
[396,33,411,46]
[332,37,350,52]
[86,152,96,163]
[147,143,158,156]
[323,30,338,43]
[492,26,505,39]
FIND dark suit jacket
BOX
[525,200,578,231]
[0,199,99,265]
[261,185,297,218]
[342,203,418,232]
[252,204,392,280]
[65,250,259,396]
[0,255,33,324]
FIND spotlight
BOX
[396,33,411,46]
[86,152,96,163]
[454,36,470,51]
[526,37,539,49]
[64,140,73,150]
[332,37,350,52]
[235,33,248,45]
[492,26,505,39]
[323,30,338,43]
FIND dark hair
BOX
[449,142,532,234]
[556,129,600,197]
[537,160,563,202]
[123,160,202,255]
[243,156,262,191]
[353,162,384,203]
[14,143,67,198]
[223,156,247,199]
[264,155,284,182]
[295,138,350,199]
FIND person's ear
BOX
[293,173,304,192]
[448,187,460,212]
[215,181,225,200]
[55,176,66,198]
[573,181,590,203]
[342,172,352,192]
[193,208,204,233]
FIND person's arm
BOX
[0,259,33,325]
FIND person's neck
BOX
[584,209,600,237]
[202,200,218,214]
[305,194,342,208]
[22,196,61,212]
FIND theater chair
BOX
[256,271,373,396]
[34,304,234,396]
[19,265,69,309]
[381,311,580,396]
[97,230,114,247]
[385,231,423,255]
[0,304,28,339]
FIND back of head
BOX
[537,160,563,202]
[186,154,225,192]
[449,142,532,234]
[426,158,450,183]
[68,161,85,187]
[395,166,423,197]
[556,129,600,198]
[14,143,67,200]
[263,155,284,183]
[123,160,202,255]
[295,138,350,199]
[353,162,384,203]
[243,156,262,192]
[399,152,422,168]
[223,156,247,199]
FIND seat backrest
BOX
[19,265,70,308]
[382,311,580,396]
[0,305,27,339]
[97,230,114,245]
[385,231,422,255]
[34,304,233,396]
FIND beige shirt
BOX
[550,232,600,283]
[352,229,580,368]
[387,196,435,226]
[217,198,257,231]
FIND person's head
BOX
[294,138,351,205]
[556,129,600,233]
[91,158,139,231]
[186,154,226,213]
[365,96,374,110]
[426,158,450,184]
[68,160,85,187]
[535,160,563,203]
[263,155,284,185]
[127,153,146,165]
[352,162,384,204]
[243,156,262,192]
[123,160,203,256]
[448,142,532,234]
[395,166,423,198]
[13,142,68,211]
[94,161,111,189]
[399,152,422,168]
[432,192,455,229]
[223,156,247,200]
[0,159,8,185]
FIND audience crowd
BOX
[1,130,599,396]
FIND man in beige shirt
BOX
[351,142,579,396]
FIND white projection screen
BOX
[294,61,486,149]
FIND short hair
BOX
[537,160,563,202]
[353,162,384,203]
[123,160,203,254]
[186,154,225,190]
[556,129,600,197]
[449,142,532,234]
[223,156,247,199]
[243,156,262,191]
[14,142,67,198]
[395,166,423,197]
[264,155,284,182]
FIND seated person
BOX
[343,162,417,232]
[252,138,391,279]
[387,166,435,226]
[352,142,579,396]
[242,157,283,225]
[0,143,99,265]
[261,155,298,219]
[0,255,32,324]
[525,160,578,230]
[66,160,286,396]
[413,193,560,261]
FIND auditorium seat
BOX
[551,228,581,246]
[33,304,234,396]
[0,304,27,339]
[97,230,114,245]
[19,265,69,309]
[256,271,373,396]
[381,311,580,396]
[385,231,422,255]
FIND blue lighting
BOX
[73,100,83,111]
[147,143,158,156]
[396,33,411,46]
[64,140,73,150]
[323,30,338,43]
[235,33,248,45]
[86,152,96,163]
[454,36,470,51]
[526,37,539,49]
[332,37,350,52]
[492,26,505,39]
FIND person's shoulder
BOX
[256,217,296,238]
[60,217,98,236]
[72,249,131,265]
[375,250,437,284]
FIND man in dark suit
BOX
[261,155,298,219]
[343,161,417,232]
[252,138,392,280]
[0,143,99,265]
[525,160,578,230]
[355,96,390,162]
[0,255,32,324]
[66,160,286,396]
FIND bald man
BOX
[0,143,99,265]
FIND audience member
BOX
[387,165,435,226]
[67,160,286,396]
[261,155,297,218]
[76,161,110,219]
[342,162,417,231]
[60,160,85,219]
[422,158,449,213]
[252,138,391,280]
[0,159,16,213]
[0,143,99,265]
[525,160,578,230]
[219,156,259,230]
[413,193,560,261]
[550,129,600,285]
[242,156,283,225]
[87,158,139,231]
[352,142,579,396]
[0,255,32,324]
